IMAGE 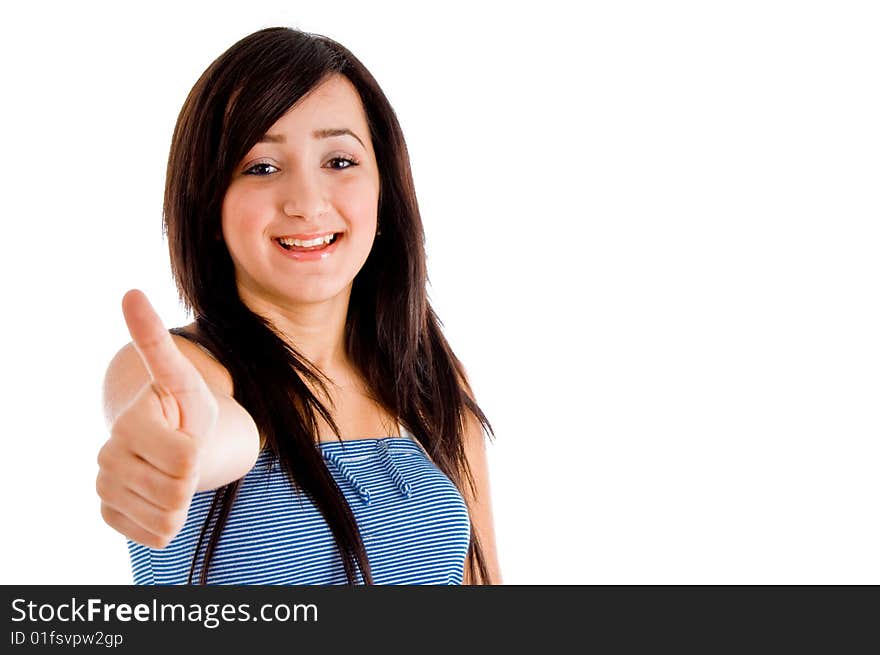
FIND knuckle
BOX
[166,480,193,509]
[140,528,165,550]
[166,438,197,476]
[176,443,199,475]
[97,440,120,471]
[154,512,179,539]
[95,471,109,499]
[153,535,172,550]
[100,503,126,534]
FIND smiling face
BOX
[221,74,381,309]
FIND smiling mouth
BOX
[274,233,342,251]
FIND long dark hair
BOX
[161,26,495,584]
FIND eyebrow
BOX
[257,128,366,149]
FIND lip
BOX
[275,231,339,240]
[272,232,344,261]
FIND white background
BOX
[1,0,877,584]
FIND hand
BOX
[96,289,219,549]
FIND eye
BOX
[242,157,359,177]
[327,156,359,170]
[243,162,279,176]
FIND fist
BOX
[96,289,219,549]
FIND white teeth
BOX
[278,234,335,247]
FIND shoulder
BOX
[168,322,234,397]
[103,322,235,424]
[453,362,487,462]
[453,362,503,584]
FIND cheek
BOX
[337,181,379,231]
[221,190,271,240]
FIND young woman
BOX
[96,26,502,585]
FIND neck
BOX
[237,283,353,375]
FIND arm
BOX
[457,369,504,585]
[102,335,261,493]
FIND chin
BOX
[277,282,352,306]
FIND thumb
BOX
[122,288,215,437]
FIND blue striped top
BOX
[126,425,472,585]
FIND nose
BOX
[281,166,330,222]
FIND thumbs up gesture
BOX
[96,290,219,549]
